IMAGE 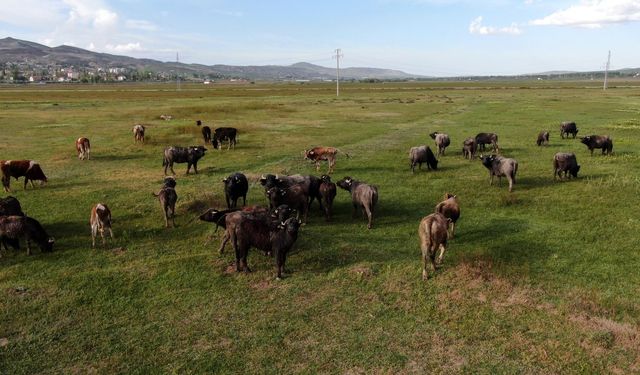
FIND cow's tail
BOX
[337,149,351,158]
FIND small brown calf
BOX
[418,213,450,280]
[90,203,113,247]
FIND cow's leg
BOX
[170,163,176,175]
[164,208,170,228]
[91,224,97,248]
[508,177,513,192]
[436,243,447,266]
[275,248,286,279]
[193,163,198,174]
[489,174,494,186]
[364,204,373,229]
[26,238,32,256]
[352,203,358,219]
[242,195,246,207]
[108,227,114,239]
[590,148,594,156]
[100,228,106,246]
[24,178,29,190]
[219,231,230,254]
[234,245,242,272]
[186,163,191,175]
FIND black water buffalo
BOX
[475,133,499,152]
[212,127,238,150]
[481,154,518,192]
[560,121,578,139]
[409,145,438,172]
[223,172,249,208]
[162,146,207,175]
[580,135,613,156]
[259,174,322,211]
[553,152,580,179]
[0,215,54,255]
[537,131,550,146]
[202,126,212,144]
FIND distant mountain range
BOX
[0,37,422,80]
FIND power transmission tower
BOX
[333,48,343,96]
[176,52,181,91]
[603,50,610,91]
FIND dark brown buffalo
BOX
[580,135,613,156]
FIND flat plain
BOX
[1,80,639,373]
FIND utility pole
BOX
[176,52,181,91]
[603,50,610,91]
[333,48,343,96]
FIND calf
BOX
[319,175,337,221]
[429,132,451,156]
[462,137,476,160]
[303,146,348,174]
[418,212,449,280]
[537,131,550,146]
[90,203,113,247]
[233,215,301,279]
[0,215,54,255]
[434,193,460,239]
[160,114,173,121]
[553,152,580,179]
[475,133,499,153]
[337,177,378,229]
[212,127,238,150]
[1,160,48,192]
[133,124,145,143]
[152,178,178,227]
[76,137,91,160]
[223,172,248,208]
[0,196,24,251]
[580,135,613,156]
[163,146,207,175]
[560,121,578,139]
[480,154,518,192]
[202,126,212,145]
[266,185,309,223]
[409,145,438,172]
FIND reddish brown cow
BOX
[303,146,348,174]
[1,160,48,192]
[133,124,145,143]
[76,137,91,160]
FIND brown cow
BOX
[1,160,48,192]
[434,193,460,239]
[90,203,114,247]
[418,212,450,280]
[76,137,91,160]
[303,146,348,174]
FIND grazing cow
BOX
[133,124,145,143]
[1,160,48,192]
[409,145,438,172]
[303,146,348,174]
[560,121,578,139]
[319,175,337,221]
[90,203,113,247]
[537,131,550,146]
[462,138,476,160]
[337,177,378,229]
[475,133,499,153]
[435,193,460,239]
[223,172,249,208]
[580,135,613,156]
[553,152,580,179]
[163,146,207,175]
[196,120,203,126]
[205,204,294,255]
[429,132,451,156]
[211,127,238,150]
[202,126,212,145]
[160,114,173,121]
[0,215,54,255]
[76,137,91,160]
[266,186,309,223]
[418,213,449,280]
[259,174,322,211]
[481,154,518,192]
[233,215,301,279]
[152,177,178,227]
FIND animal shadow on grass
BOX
[90,153,146,162]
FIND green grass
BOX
[1,81,639,373]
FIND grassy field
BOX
[1,80,639,374]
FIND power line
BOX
[603,50,610,91]
[333,48,343,97]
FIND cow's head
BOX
[579,136,591,145]
[43,237,55,252]
[163,176,177,188]
[570,164,581,178]
[444,193,456,200]
[337,177,353,191]
[429,132,439,139]
[304,149,315,160]
[320,175,332,184]
[272,204,294,222]
[480,154,495,168]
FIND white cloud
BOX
[530,0,640,28]
[105,42,143,53]
[87,42,96,50]
[125,19,158,31]
[469,16,522,35]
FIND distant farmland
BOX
[1,81,639,373]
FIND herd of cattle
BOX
[0,118,614,280]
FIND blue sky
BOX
[1,0,639,76]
